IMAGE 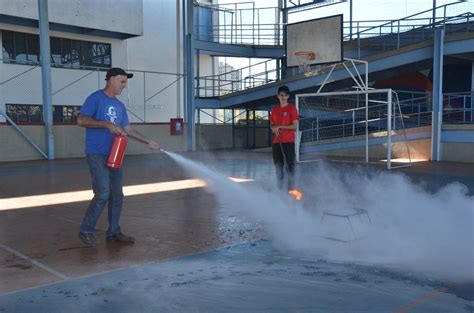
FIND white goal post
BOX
[295,88,412,170]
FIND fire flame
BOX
[288,189,303,201]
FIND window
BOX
[53,105,81,123]
[82,41,92,67]
[71,40,81,68]
[5,104,42,123]
[2,31,14,62]
[91,43,111,68]
[61,38,72,67]
[29,105,43,122]
[50,37,61,65]
[14,32,27,63]
[5,104,81,124]
[27,33,39,63]
[52,105,63,122]
[1,30,111,69]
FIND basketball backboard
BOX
[286,14,343,68]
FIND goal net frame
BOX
[295,88,413,170]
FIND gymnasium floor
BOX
[0,150,473,312]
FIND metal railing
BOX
[299,91,473,144]
[196,59,278,97]
[350,13,473,58]
[195,23,283,46]
[286,0,346,13]
[194,2,472,46]
[443,92,473,124]
[194,3,282,45]
[345,2,473,39]
[195,2,473,97]
[0,59,183,124]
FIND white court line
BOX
[0,243,68,280]
[0,177,254,211]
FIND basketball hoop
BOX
[294,51,316,61]
[294,51,316,74]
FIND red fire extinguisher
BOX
[107,135,128,169]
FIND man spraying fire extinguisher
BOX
[77,67,159,247]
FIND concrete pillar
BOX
[176,0,181,118]
[184,0,195,151]
[38,0,54,159]
[232,109,235,149]
[431,28,444,161]
[349,0,353,40]
[281,0,288,79]
[471,62,474,109]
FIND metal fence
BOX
[195,2,473,97]
[196,59,278,97]
[443,92,473,124]
[194,3,282,46]
[194,2,473,47]
[0,60,183,124]
[298,90,473,144]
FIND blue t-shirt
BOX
[80,90,130,155]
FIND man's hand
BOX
[148,140,160,150]
[108,123,126,136]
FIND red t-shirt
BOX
[270,103,299,143]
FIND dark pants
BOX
[80,154,124,237]
[272,142,295,190]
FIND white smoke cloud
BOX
[165,151,474,281]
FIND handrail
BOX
[194,1,472,98]
[298,91,472,143]
[0,110,48,159]
[196,57,279,97]
[197,12,472,97]
[0,57,184,124]
[1,59,183,77]
[194,1,236,14]
[199,59,272,79]
[194,1,470,46]
[0,65,39,86]
[346,2,469,39]
[344,12,473,40]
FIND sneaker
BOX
[78,232,96,246]
[106,232,135,244]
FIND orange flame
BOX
[288,189,303,201]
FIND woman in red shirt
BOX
[270,86,299,191]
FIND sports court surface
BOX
[0,151,473,312]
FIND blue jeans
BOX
[80,154,124,237]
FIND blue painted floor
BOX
[1,151,473,312]
[1,239,472,313]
